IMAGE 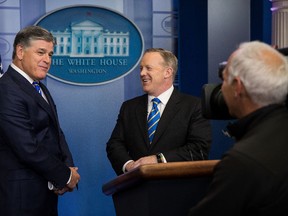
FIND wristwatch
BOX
[156,153,163,163]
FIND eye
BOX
[147,66,152,71]
[37,50,45,56]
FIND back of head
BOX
[227,41,288,106]
[12,25,55,59]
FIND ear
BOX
[16,44,25,60]
[164,67,173,79]
[233,77,245,97]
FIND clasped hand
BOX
[54,167,80,195]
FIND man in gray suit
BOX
[0,26,80,216]
[106,48,211,175]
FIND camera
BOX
[201,47,288,120]
[201,61,232,120]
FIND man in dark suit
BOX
[106,48,211,175]
[0,26,80,216]
[188,41,288,215]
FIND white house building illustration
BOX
[51,20,130,57]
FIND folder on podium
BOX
[102,160,219,216]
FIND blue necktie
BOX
[148,98,161,144]
[32,81,41,95]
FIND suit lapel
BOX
[39,82,59,127]
[9,68,58,128]
[135,95,150,147]
[151,89,181,146]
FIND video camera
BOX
[201,47,288,120]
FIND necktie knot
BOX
[152,97,161,106]
[32,81,41,95]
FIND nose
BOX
[43,54,51,64]
[140,68,146,76]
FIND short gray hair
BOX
[227,41,288,106]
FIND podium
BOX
[102,160,219,216]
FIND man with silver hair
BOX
[189,41,288,215]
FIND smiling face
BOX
[14,39,54,81]
[140,52,173,97]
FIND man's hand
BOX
[125,161,136,172]
[133,155,157,167]
[126,155,158,172]
[54,186,71,195]
[67,167,80,190]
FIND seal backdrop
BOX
[35,5,144,86]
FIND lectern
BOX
[102,160,219,216]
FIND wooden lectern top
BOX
[102,160,219,196]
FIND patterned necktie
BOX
[32,81,42,95]
[148,98,161,144]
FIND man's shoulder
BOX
[172,89,201,105]
[0,66,23,84]
[120,94,147,110]
[123,94,147,104]
[0,68,17,90]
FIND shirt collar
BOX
[148,85,174,105]
[11,63,34,84]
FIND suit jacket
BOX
[106,88,212,175]
[0,66,74,216]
